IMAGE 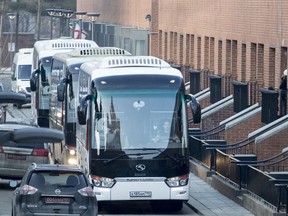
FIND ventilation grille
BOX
[46,42,95,49]
[70,47,131,57]
[105,57,166,68]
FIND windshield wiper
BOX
[103,152,154,165]
[142,148,180,163]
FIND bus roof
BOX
[80,56,182,79]
[52,47,132,66]
[33,38,98,58]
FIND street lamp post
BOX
[53,9,64,38]
[7,13,16,68]
[62,9,74,37]
[46,9,64,38]
[74,11,87,39]
[86,13,100,42]
[46,9,55,39]
[145,14,151,56]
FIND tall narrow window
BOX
[218,40,222,75]
[197,36,201,69]
[204,37,209,69]
[250,43,257,81]
[210,37,215,71]
[241,43,246,82]
[190,35,195,68]
[179,34,184,66]
[232,40,237,77]
[186,34,190,66]
[226,40,232,74]
[268,47,275,88]
[164,32,168,61]
[257,44,264,86]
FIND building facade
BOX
[78,0,288,104]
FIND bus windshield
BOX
[40,56,52,73]
[93,89,186,156]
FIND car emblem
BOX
[135,164,146,171]
[55,189,61,195]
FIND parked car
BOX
[0,92,27,123]
[10,163,98,216]
[0,124,64,180]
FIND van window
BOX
[18,65,32,79]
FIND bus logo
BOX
[135,164,146,171]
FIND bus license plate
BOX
[130,191,152,197]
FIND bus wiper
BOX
[103,152,154,165]
[142,148,180,163]
[103,154,127,165]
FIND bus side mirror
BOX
[30,69,39,92]
[77,95,93,125]
[186,94,201,124]
[11,74,16,81]
[57,78,68,102]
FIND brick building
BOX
[78,0,288,99]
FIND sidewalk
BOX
[188,173,255,216]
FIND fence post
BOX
[210,75,222,103]
[189,69,200,94]
[232,81,248,113]
[260,88,279,124]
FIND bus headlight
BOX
[165,174,189,187]
[91,175,116,188]
[68,157,77,165]
[69,149,76,155]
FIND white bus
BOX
[76,56,201,211]
[30,38,98,127]
[50,47,131,165]
[11,48,33,108]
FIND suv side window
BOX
[29,173,45,188]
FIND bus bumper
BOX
[94,181,189,201]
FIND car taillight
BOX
[32,149,49,157]
[0,145,3,153]
[78,186,95,196]
[20,184,38,195]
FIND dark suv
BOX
[10,163,98,216]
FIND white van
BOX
[11,48,33,108]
